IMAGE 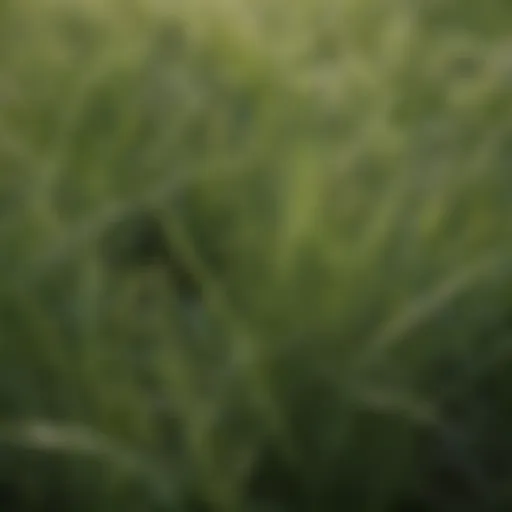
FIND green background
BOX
[1,1,512,510]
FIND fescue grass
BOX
[1,1,512,510]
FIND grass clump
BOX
[1,1,512,510]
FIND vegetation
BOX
[1,0,512,510]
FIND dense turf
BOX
[1,1,512,510]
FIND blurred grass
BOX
[1,0,512,510]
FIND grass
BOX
[1,0,512,510]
